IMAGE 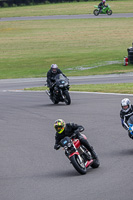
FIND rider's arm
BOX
[120,111,129,130]
[58,69,67,78]
[70,123,84,133]
[47,71,52,87]
[121,118,129,130]
[54,134,61,150]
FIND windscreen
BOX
[128,115,133,124]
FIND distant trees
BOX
[0,0,100,7]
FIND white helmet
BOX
[103,0,106,2]
[121,98,131,113]
[51,64,58,73]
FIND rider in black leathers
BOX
[54,119,99,163]
[47,64,67,98]
[120,98,133,139]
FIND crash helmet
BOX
[103,0,106,3]
[121,98,131,113]
[54,119,66,134]
[51,64,58,73]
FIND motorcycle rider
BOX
[98,0,106,13]
[47,64,67,98]
[120,98,133,139]
[54,119,100,163]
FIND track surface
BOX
[1,78,133,200]
[0,73,133,91]
[1,13,133,21]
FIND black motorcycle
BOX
[46,74,71,105]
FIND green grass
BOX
[0,1,133,79]
[24,83,133,94]
[0,1,133,18]
[0,18,133,79]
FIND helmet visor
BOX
[122,105,129,110]
[52,68,57,73]
[55,126,64,134]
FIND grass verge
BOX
[0,18,133,79]
[24,83,133,94]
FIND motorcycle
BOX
[93,4,112,16]
[46,74,71,105]
[59,133,100,175]
[127,115,133,139]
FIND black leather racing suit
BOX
[47,69,66,96]
[54,123,98,160]
[120,105,133,138]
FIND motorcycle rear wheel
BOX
[70,154,87,175]
[107,10,112,15]
[93,9,100,16]
[91,159,100,168]
[63,90,71,105]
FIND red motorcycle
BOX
[59,134,99,175]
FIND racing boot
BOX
[80,138,100,165]
[89,146,100,165]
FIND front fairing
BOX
[101,5,110,13]
[54,74,69,89]
[128,115,133,125]
[128,124,133,132]
[128,116,133,134]
[53,74,70,100]
[60,137,77,156]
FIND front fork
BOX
[60,89,66,100]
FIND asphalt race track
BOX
[1,73,133,92]
[1,13,133,21]
[1,12,133,200]
[1,80,133,200]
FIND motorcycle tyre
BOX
[93,9,100,16]
[107,10,112,15]
[51,97,59,104]
[91,159,100,168]
[70,155,87,175]
[63,90,71,105]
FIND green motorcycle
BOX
[93,4,112,16]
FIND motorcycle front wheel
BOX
[70,154,87,175]
[93,9,100,16]
[107,10,112,15]
[63,90,71,105]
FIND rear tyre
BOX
[70,155,87,175]
[91,159,100,168]
[63,90,71,105]
[93,9,100,16]
[107,10,112,15]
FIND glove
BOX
[54,144,60,150]
[74,130,79,135]
[73,130,80,138]
[128,127,132,133]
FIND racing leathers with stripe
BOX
[120,105,133,130]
